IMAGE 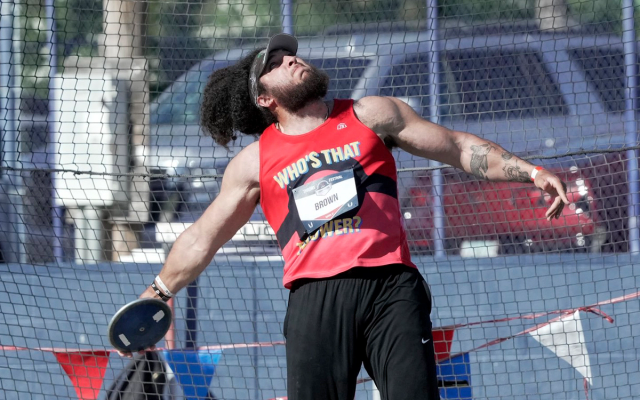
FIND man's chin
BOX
[271,78,329,112]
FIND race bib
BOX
[292,169,359,234]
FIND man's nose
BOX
[285,55,298,67]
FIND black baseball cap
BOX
[249,33,299,107]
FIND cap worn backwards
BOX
[249,33,299,107]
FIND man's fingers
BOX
[556,180,570,204]
[539,175,569,220]
[554,201,565,219]
[539,176,570,203]
[546,197,564,220]
[117,345,156,357]
[545,197,558,219]
[138,345,156,355]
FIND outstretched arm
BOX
[118,144,260,357]
[141,142,261,299]
[354,96,570,220]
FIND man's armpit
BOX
[353,97,399,149]
[383,135,398,149]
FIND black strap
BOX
[150,282,171,302]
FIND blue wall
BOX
[1,254,639,400]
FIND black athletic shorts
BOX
[284,264,440,400]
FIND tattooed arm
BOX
[355,96,537,182]
[499,151,534,182]
[468,145,534,183]
[354,96,570,219]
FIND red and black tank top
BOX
[259,99,415,288]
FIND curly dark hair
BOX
[200,48,276,147]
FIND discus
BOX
[107,298,172,353]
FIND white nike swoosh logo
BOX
[421,338,430,344]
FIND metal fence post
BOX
[426,0,446,259]
[45,0,64,263]
[1,0,25,263]
[281,0,294,35]
[622,0,640,254]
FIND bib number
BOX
[293,169,359,235]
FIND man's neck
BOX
[274,99,331,136]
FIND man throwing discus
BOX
[131,33,569,400]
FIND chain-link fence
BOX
[1,0,640,399]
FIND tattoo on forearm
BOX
[470,144,495,179]
[501,151,514,161]
[502,160,531,183]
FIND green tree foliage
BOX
[16,0,640,101]
[19,0,101,99]
[197,0,282,38]
[56,0,102,57]
[567,0,624,33]
[439,0,532,21]
[293,0,424,34]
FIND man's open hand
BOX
[534,170,570,221]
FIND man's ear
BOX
[256,94,274,109]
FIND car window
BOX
[378,52,434,99]
[568,47,625,113]
[378,50,567,121]
[442,49,568,121]
[151,80,207,125]
[307,57,370,100]
[151,62,228,125]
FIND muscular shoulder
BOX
[223,141,260,191]
[353,96,408,145]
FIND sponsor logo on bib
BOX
[315,180,332,196]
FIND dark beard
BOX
[269,65,330,112]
